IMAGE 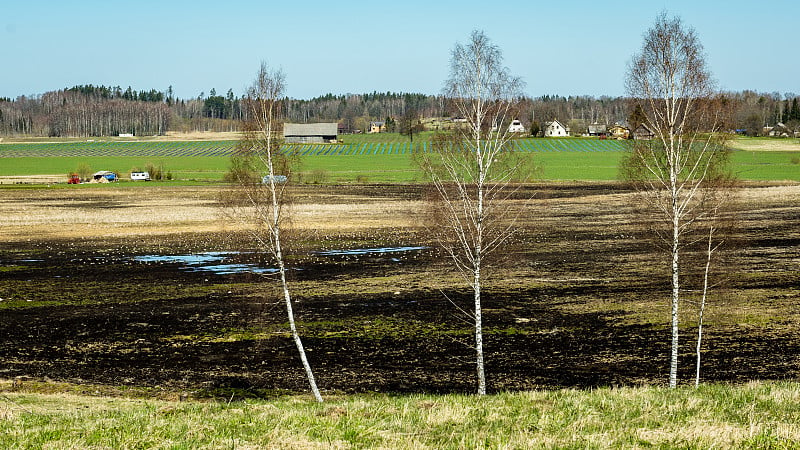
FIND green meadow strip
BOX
[2,382,799,449]
[1,138,798,182]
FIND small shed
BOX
[283,123,338,143]
[587,123,608,137]
[338,122,353,135]
[632,123,655,140]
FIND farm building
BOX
[543,119,570,137]
[769,122,790,137]
[338,122,354,134]
[508,119,526,133]
[283,123,338,143]
[587,123,608,137]
[632,123,655,140]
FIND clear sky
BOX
[2,0,797,100]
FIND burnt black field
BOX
[1,183,798,398]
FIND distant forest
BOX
[1,84,798,137]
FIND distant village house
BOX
[768,122,790,137]
[369,121,386,133]
[609,124,630,139]
[283,123,338,143]
[543,119,570,137]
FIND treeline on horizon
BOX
[0,84,799,137]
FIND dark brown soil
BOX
[1,182,798,398]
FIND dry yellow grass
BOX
[731,137,800,152]
[159,131,242,141]
[0,175,64,184]
[3,183,798,242]
[0,185,424,242]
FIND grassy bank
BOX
[2,382,799,448]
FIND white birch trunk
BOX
[278,249,323,402]
[264,120,323,404]
[243,64,323,402]
[695,225,715,388]
[267,165,323,402]
[475,152,486,395]
[474,264,485,395]
[670,170,680,389]
[670,215,680,389]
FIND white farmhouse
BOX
[508,119,526,133]
[543,119,570,137]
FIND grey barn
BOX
[283,123,338,143]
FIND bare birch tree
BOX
[623,13,732,388]
[419,30,526,395]
[692,175,736,387]
[225,62,322,402]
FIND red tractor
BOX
[67,173,81,184]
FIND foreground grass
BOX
[2,382,799,449]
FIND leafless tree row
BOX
[1,86,796,137]
[0,91,169,137]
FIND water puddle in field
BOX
[133,252,277,275]
[29,246,433,276]
[186,264,279,275]
[134,252,228,265]
[313,246,429,257]
[7,246,429,278]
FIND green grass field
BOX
[1,135,798,182]
[2,382,799,448]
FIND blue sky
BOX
[2,0,797,100]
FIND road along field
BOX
[1,136,798,182]
[0,181,798,396]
